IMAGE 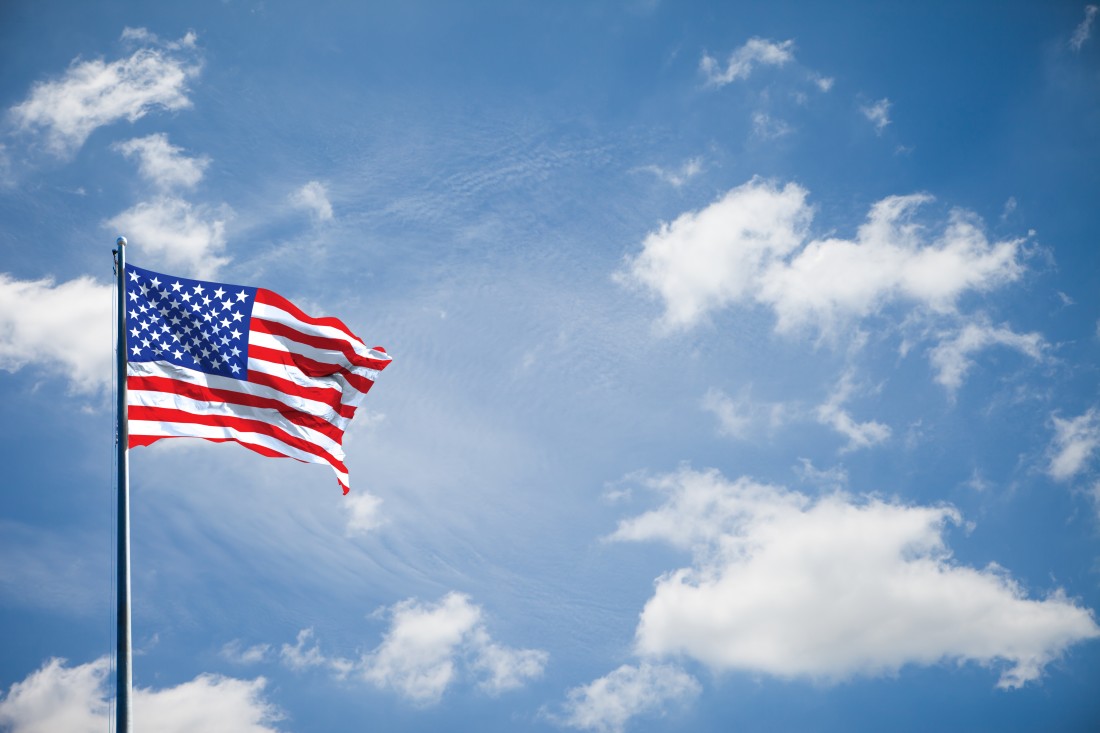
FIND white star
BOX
[220,318,230,329]
[131,345,141,356]
[219,335,230,346]
[213,287,225,299]
[172,349,183,359]
[129,309,138,320]
[128,292,138,302]
[141,338,151,349]
[236,291,249,302]
[150,277,161,288]
[230,363,241,374]
[139,321,149,331]
[193,284,204,295]
[202,312,214,322]
[191,303,202,312]
[171,281,182,292]
[181,291,192,302]
[231,311,244,322]
[129,328,139,338]
[230,346,241,357]
[230,328,242,339]
[128,271,139,282]
[221,299,233,311]
[138,304,148,313]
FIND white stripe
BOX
[248,330,380,380]
[128,360,352,430]
[244,357,369,411]
[128,389,344,459]
[253,300,370,352]
[129,419,350,488]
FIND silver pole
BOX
[114,236,133,733]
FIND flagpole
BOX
[114,236,133,733]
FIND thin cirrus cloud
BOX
[635,158,703,188]
[815,373,891,452]
[609,468,1100,688]
[557,662,700,733]
[289,180,334,222]
[1071,5,1098,51]
[7,29,200,157]
[927,319,1046,395]
[0,657,282,733]
[699,38,794,87]
[617,178,1024,342]
[0,273,112,394]
[113,133,210,190]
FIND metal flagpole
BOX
[114,236,133,733]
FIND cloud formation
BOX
[1071,5,1098,51]
[114,133,209,190]
[618,178,1024,336]
[636,158,703,188]
[610,468,1100,688]
[0,657,283,733]
[558,663,700,733]
[106,196,229,278]
[1048,408,1100,481]
[290,180,334,222]
[0,273,112,393]
[861,98,892,134]
[8,30,200,156]
[928,320,1045,394]
[815,373,891,452]
[700,38,794,87]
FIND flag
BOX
[123,263,390,494]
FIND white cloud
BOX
[0,273,112,393]
[815,373,891,452]
[1048,408,1100,481]
[359,593,546,704]
[106,196,229,278]
[280,628,330,671]
[751,111,793,140]
[9,31,200,156]
[811,73,835,92]
[1071,5,1098,51]
[636,158,703,188]
[701,387,793,440]
[221,641,271,666]
[114,133,209,190]
[928,320,1045,394]
[611,468,1100,688]
[290,180,334,222]
[700,38,794,87]
[558,663,700,733]
[345,491,385,536]
[0,657,283,733]
[861,98,891,134]
[618,178,1025,335]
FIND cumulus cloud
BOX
[558,663,700,733]
[106,196,229,278]
[1071,5,1098,51]
[1048,408,1100,481]
[290,181,334,222]
[610,468,1100,688]
[360,593,547,703]
[815,373,891,452]
[0,657,283,733]
[700,38,794,87]
[636,158,703,188]
[861,98,892,133]
[114,133,209,190]
[928,320,1045,394]
[0,273,112,393]
[221,640,272,666]
[618,178,1024,335]
[8,30,200,156]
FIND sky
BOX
[1,1,1100,731]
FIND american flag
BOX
[124,263,390,494]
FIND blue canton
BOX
[125,264,256,380]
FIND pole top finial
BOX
[116,236,127,247]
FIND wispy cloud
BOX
[220,640,272,666]
[635,158,703,187]
[0,273,112,393]
[752,111,793,140]
[557,663,700,733]
[861,98,891,134]
[1048,408,1100,481]
[928,319,1045,395]
[289,180,334,222]
[8,29,200,157]
[617,178,1024,336]
[815,373,891,452]
[114,133,209,190]
[610,468,1100,688]
[700,38,794,87]
[0,657,282,733]
[1071,5,1098,51]
[701,387,793,440]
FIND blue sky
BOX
[2,1,1100,731]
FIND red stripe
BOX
[128,375,345,443]
[251,318,391,371]
[128,435,350,494]
[246,369,357,421]
[248,344,377,395]
[128,405,348,474]
[255,288,365,346]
